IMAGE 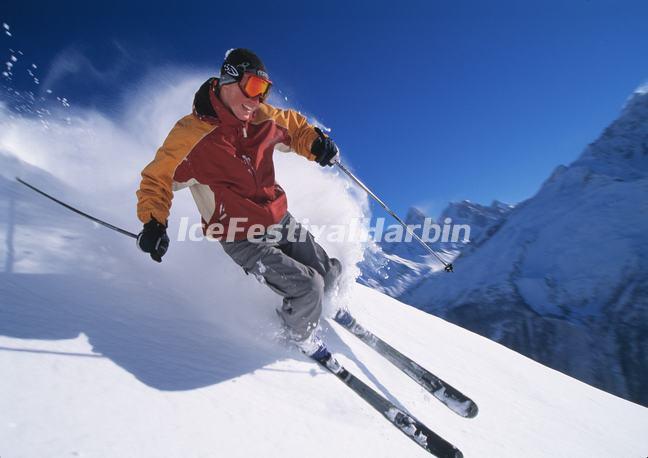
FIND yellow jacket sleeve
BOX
[254,104,319,160]
[136,115,215,224]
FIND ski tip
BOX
[463,402,479,419]
[436,446,464,458]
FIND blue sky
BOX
[3,0,648,217]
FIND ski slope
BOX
[1,159,647,457]
[2,278,648,457]
[1,74,647,457]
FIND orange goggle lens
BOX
[241,74,272,99]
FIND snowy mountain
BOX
[439,200,514,253]
[2,156,648,457]
[358,201,513,297]
[394,84,648,407]
[358,208,439,297]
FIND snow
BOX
[0,37,67,119]
[1,73,647,457]
[2,277,647,457]
[255,260,267,274]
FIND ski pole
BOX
[333,161,454,272]
[15,177,137,239]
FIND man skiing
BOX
[135,48,341,360]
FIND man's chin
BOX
[235,110,254,121]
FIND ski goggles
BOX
[240,73,272,100]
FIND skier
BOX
[135,48,341,360]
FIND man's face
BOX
[219,73,262,122]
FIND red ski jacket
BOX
[136,78,319,239]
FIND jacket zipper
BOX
[238,125,260,198]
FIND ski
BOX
[312,353,463,458]
[332,310,479,418]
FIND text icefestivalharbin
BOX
[175,216,472,244]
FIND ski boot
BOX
[297,333,342,374]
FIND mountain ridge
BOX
[380,86,648,406]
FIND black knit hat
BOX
[219,48,269,85]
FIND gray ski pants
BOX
[220,213,342,341]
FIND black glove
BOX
[312,127,339,167]
[137,218,169,263]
